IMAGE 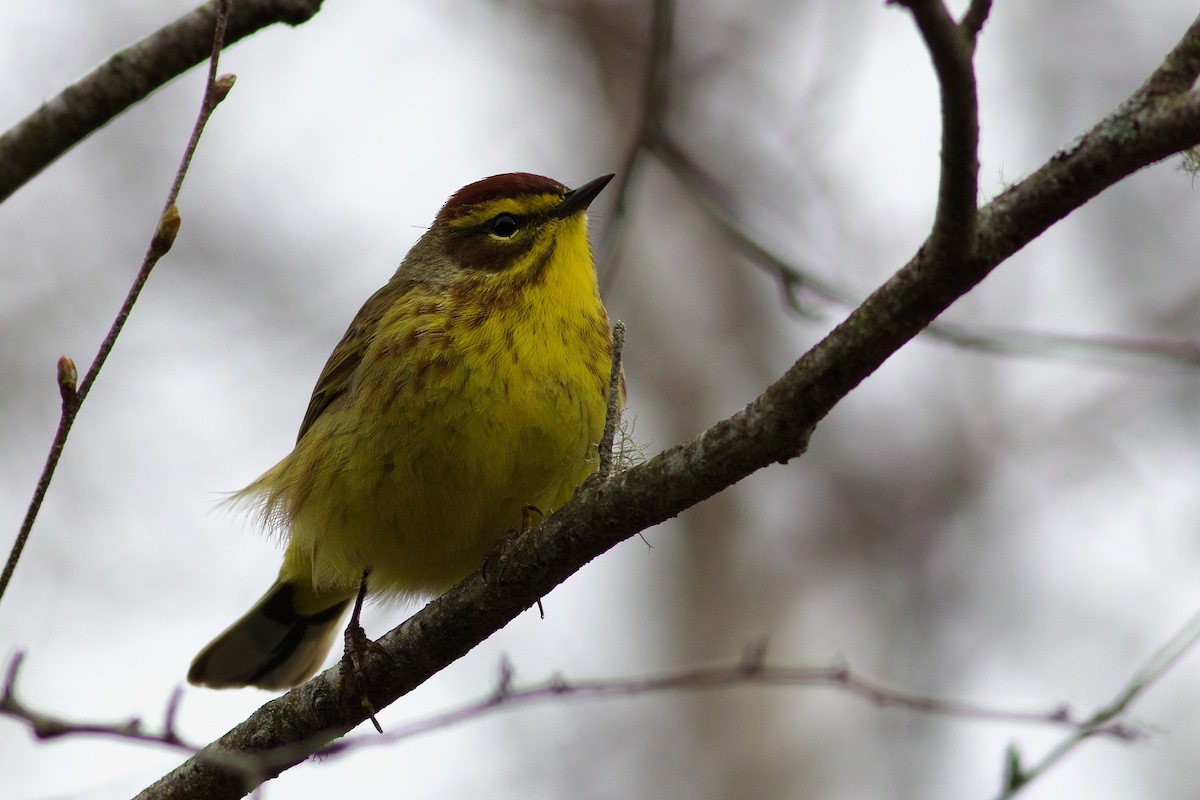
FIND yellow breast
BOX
[268,220,612,599]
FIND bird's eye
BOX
[489,213,521,238]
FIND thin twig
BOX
[653,136,856,312]
[597,0,675,290]
[0,0,323,204]
[923,321,1200,368]
[997,607,1200,798]
[2,644,1138,764]
[655,134,1200,371]
[597,321,626,477]
[0,653,190,749]
[309,653,1140,764]
[0,0,236,606]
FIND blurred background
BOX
[3,1,1200,798]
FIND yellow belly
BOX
[258,286,612,602]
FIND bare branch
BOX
[0,653,190,750]
[922,322,1200,369]
[653,134,862,313]
[657,135,1200,371]
[597,0,675,289]
[0,0,324,204]
[311,654,1141,763]
[891,0,980,259]
[0,645,1141,774]
[0,0,236,606]
[997,607,1200,798]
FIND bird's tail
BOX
[188,580,352,690]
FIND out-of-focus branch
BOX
[656,135,1200,370]
[0,644,1141,768]
[922,323,1200,368]
[597,0,675,289]
[997,606,1200,799]
[653,135,857,313]
[0,0,324,204]
[314,650,1141,763]
[0,1,236,606]
[0,653,191,750]
[891,0,982,260]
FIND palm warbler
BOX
[189,173,617,689]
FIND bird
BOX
[188,172,618,690]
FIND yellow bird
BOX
[189,173,617,689]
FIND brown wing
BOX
[295,279,415,442]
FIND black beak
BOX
[556,173,615,217]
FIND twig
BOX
[0,653,191,749]
[0,0,236,606]
[890,0,981,260]
[997,607,1200,798]
[653,135,857,313]
[656,134,1200,371]
[1,650,316,789]
[1,644,1138,766]
[308,651,1140,764]
[923,321,1200,369]
[597,0,675,290]
[597,321,626,477]
[0,0,323,204]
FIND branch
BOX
[0,653,191,750]
[314,650,1141,762]
[0,2,236,605]
[657,135,1200,370]
[0,645,1141,768]
[921,322,1200,369]
[652,133,868,313]
[597,0,675,289]
[997,606,1200,798]
[0,0,324,204]
[891,0,981,259]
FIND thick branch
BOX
[0,0,324,203]
[136,19,1200,798]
